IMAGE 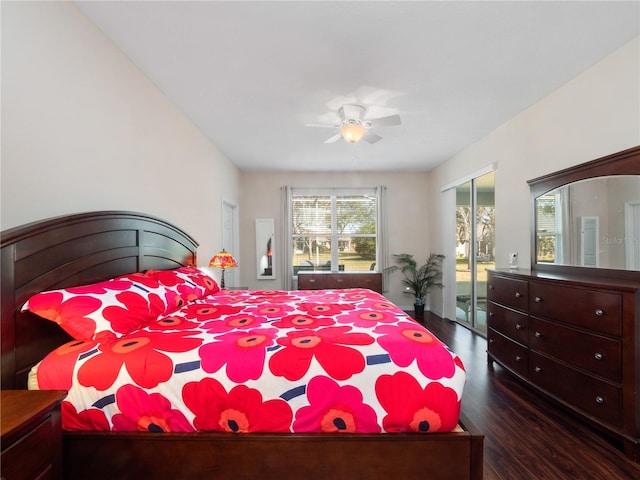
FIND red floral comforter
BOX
[34,288,466,434]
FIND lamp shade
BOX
[209,249,238,269]
[340,123,366,143]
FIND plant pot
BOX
[414,304,425,320]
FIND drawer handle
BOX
[595,396,605,405]
[336,278,344,283]
[515,323,522,330]
[595,309,604,316]
[534,296,542,303]
[308,279,316,283]
[515,355,523,362]
[534,366,542,373]
[594,352,604,361]
[515,292,523,298]
[534,331,542,338]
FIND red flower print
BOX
[163,290,186,313]
[199,328,277,382]
[176,283,205,303]
[148,314,201,331]
[297,292,342,303]
[245,293,295,304]
[175,267,219,295]
[269,326,374,381]
[243,303,294,318]
[271,314,335,330]
[37,339,97,390]
[77,330,203,389]
[66,279,133,295]
[375,322,458,379]
[376,372,461,433]
[336,309,397,328]
[149,270,185,287]
[358,299,404,314]
[102,291,165,335]
[182,378,292,433]
[61,402,110,431]
[293,376,380,433]
[202,313,265,333]
[339,290,371,302]
[112,385,194,432]
[26,291,101,340]
[298,303,355,317]
[182,303,243,320]
[117,272,161,289]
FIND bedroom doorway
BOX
[222,199,239,288]
[455,172,494,334]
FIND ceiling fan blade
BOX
[363,132,382,144]
[306,122,339,128]
[367,114,401,128]
[324,133,343,144]
[341,104,366,121]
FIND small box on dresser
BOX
[1,390,67,480]
[487,268,640,461]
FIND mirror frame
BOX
[527,145,640,280]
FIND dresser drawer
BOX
[297,272,382,294]
[529,317,621,382]
[529,282,621,336]
[487,302,529,345]
[530,352,621,427]
[488,329,528,377]
[487,274,528,312]
[1,415,55,480]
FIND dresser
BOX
[1,390,67,480]
[487,268,640,460]
[297,272,383,294]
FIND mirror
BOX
[528,145,640,279]
[535,176,640,270]
[256,219,275,279]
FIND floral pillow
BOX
[21,277,168,341]
[144,266,220,303]
[22,267,220,342]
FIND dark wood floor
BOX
[421,312,640,480]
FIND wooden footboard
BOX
[63,412,482,480]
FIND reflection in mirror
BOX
[256,219,275,279]
[535,176,640,270]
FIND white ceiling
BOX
[75,1,639,173]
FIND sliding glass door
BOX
[455,172,494,333]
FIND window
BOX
[536,192,563,264]
[290,188,379,276]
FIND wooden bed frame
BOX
[1,211,483,480]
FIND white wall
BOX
[427,37,639,317]
[239,171,432,309]
[0,1,240,265]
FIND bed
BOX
[1,211,483,480]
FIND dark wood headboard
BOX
[1,211,198,389]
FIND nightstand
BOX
[1,390,67,480]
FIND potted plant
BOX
[384,253,445,320]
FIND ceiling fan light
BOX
[340,123,366,143]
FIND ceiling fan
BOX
[306,104,401,144]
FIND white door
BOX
[580,216,599,267]
[625,202,640,270]
[222,200,239,287]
